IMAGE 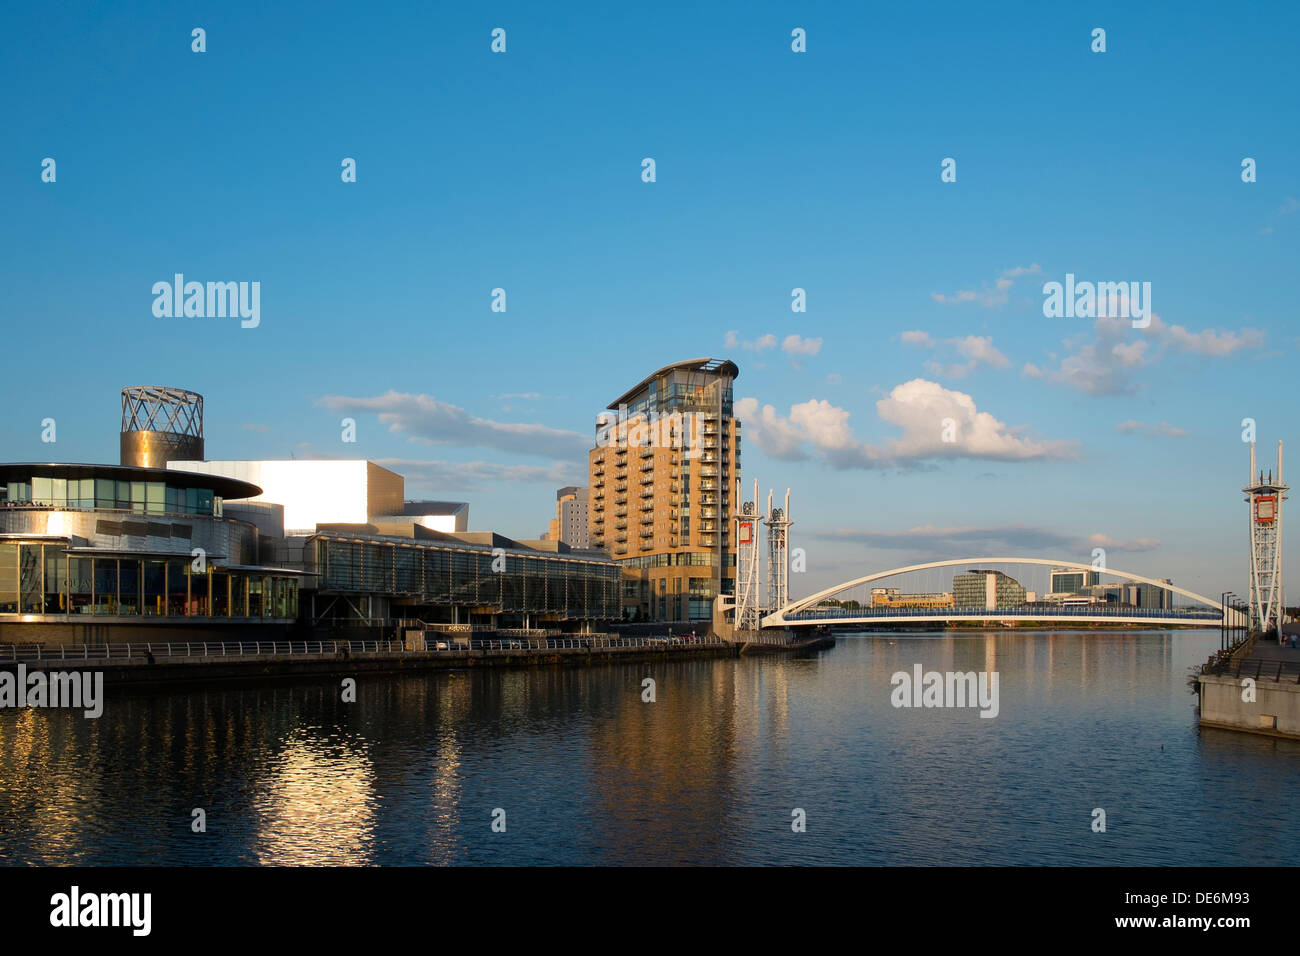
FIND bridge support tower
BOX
[1245,440,1288,643]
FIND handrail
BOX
[1,634,727,663]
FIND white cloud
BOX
[375,458,585,492]
[810,522,1158,555]
[724,331,778,351]
[1115,420,1188,438]
[736,378,1076,469]
[932,263,1041,308]
[316,391,588,458]
[901,330,935,348]
[1085,532,1160,552]
[782,334,823,356]
[951,335,1010,368]
[1030,315,1264,396]
[1149,315,1264,357]
[919,335,1010,379]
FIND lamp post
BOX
[1224,592,1240,650]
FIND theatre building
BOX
[0,463,306,643]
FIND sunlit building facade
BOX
[589,358,740,622]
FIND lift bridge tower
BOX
[734,479,763,631]
[1246,440,1288,642]
[765,488,792,615]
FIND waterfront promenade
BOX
[0,632,833,689]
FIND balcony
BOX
[615,521,627,530]
[640,529,653,538]
[640,502,654,512]
[700,467,717,477]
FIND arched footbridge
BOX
[762,557,1247,629]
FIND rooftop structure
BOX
[120,386,204,468]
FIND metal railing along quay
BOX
[1,634,726,664]
[1204,655,1300,682]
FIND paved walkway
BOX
[1245,641,1300,662]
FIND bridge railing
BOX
[783,604,1222,621]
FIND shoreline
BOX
[0,635,837,691]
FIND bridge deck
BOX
[773,605,1226,627]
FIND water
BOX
[1,629,1296,865]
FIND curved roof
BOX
[606,357,739,410]
[0,463,262,500]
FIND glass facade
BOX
[952,570,1027,609]
[0,541,298,619]
[314,535,620,619]
[1050,569,1100,594]
[4,476,221,516]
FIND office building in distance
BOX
[953,570,1027,609]
[1049,567,1100,596]
[542,486,589,548]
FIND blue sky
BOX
[2,1,1297,601]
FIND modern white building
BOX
[167,460,403,534]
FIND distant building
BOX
[1124,579,1173,609]
[870,587,954,609]
[953,570,1026,609]
[543,486,589,548]
[1050,567,1100,595]
[373,501,469,536]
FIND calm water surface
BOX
[1,629,1296,865]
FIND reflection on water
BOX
[0,630,1296,865]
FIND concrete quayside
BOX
[0,630,835,690]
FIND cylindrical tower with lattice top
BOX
[120,386,204,468]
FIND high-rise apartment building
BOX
[543,486,590,548]
[588,358,740,622]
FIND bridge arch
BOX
[766,556,1224,626]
